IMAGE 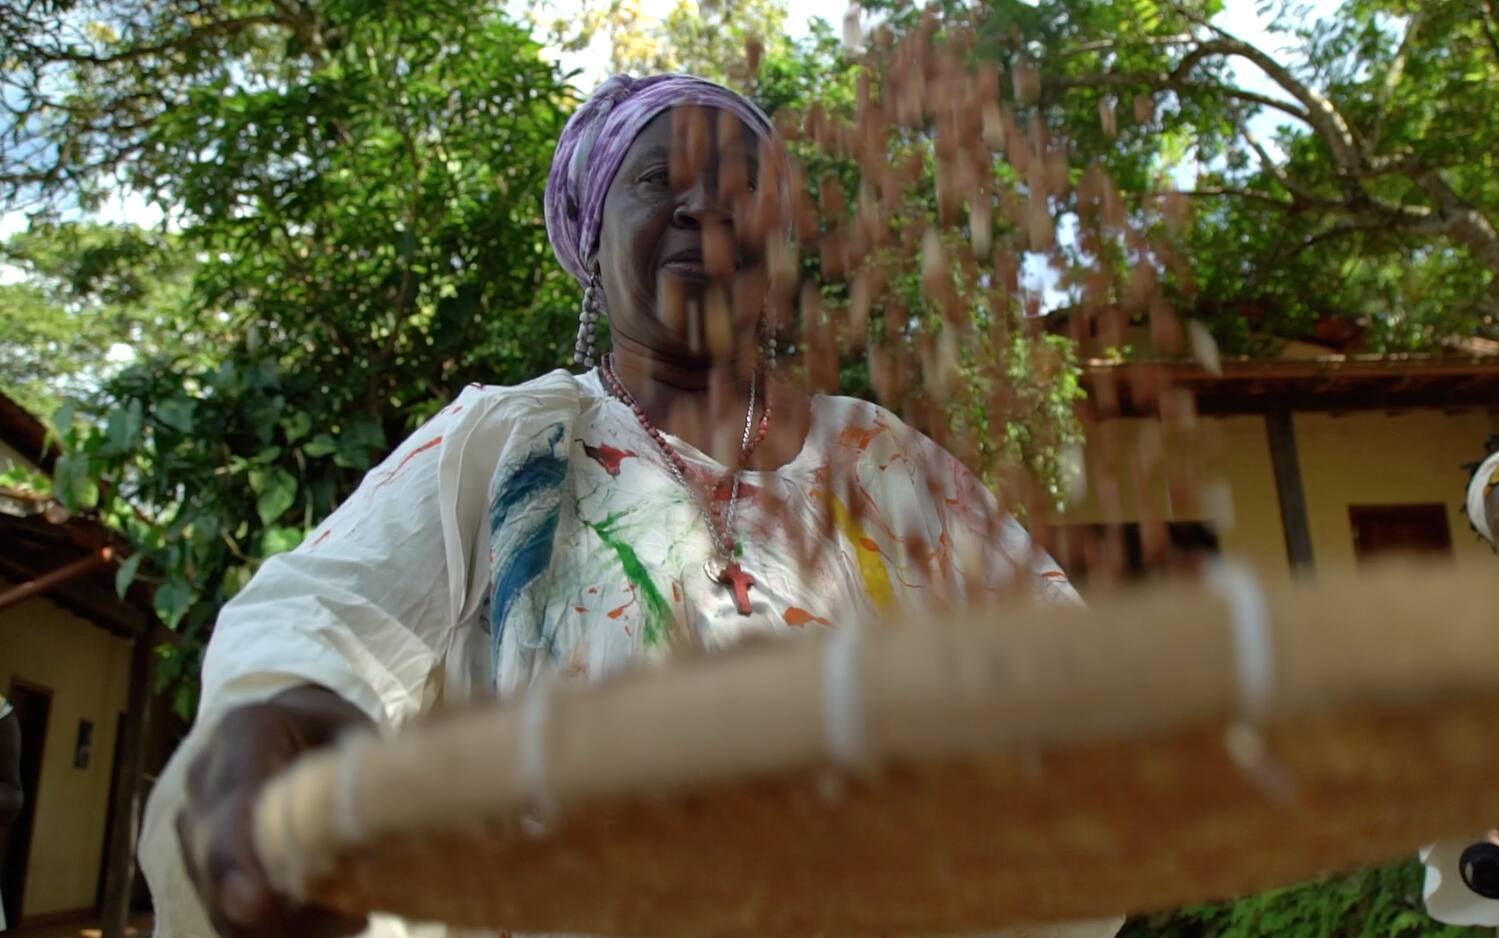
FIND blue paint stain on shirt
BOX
[488,422,568,676]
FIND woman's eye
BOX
[639,167,670,187]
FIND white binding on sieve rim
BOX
[1205,560,1295,802]
[260,755,309,900]
[518,669,559,834]
[822,616,867,769]
[1206,560,1274,724]
[332,730,374,847]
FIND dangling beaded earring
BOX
[573,273,602,368]
[760,316,778,371]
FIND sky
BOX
[0,0,1341,254]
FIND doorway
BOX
[2,679,51,925]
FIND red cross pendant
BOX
[716,561,756,616]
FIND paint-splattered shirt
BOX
[477,370,1078,698]
[140,368,1118,938]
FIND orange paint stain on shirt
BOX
[838,424,883,451]
[375,435,444,488]
[607,584,639,620]
[783,607,832,628]
[309,529,332,549]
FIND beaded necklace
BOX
[599,353,771,615]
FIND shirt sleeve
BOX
[138,382,518,938]
[871,402,1081,607]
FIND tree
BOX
[2,0,575,710]
[0,222,198,416]
[858,0,1498,352]
[523,0,792,86]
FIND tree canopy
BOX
[3,0,576,706]
[853,0,1499,351]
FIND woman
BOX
[141,75,1118,938]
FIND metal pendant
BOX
[704,556,726,584]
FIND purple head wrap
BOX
[544,74,777,285]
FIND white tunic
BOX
[139,369,1120,938]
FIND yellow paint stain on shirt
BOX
[830,495,893,611]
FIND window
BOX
[1349,504,1453,562]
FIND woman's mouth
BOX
[661,249,711,280]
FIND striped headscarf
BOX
[544,74,776,285]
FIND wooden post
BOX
[1265,409,1316,576]
[100,634,154,938]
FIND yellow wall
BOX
[1052,415,1291,580]
[0,584,131,917]
[1053,407,1498,580]
[1296,409,1499,573]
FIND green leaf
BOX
[282,410,312,443]
[101,398,145,456]
[156,397,196,434]
[50,399,77,443]
[334,416,387,469]
[172,683,199,721]
[250,467,298,526]
[260,525,304,555]
[153,577,196,628]
[303,433,338,458]
[53,451,98,510]
[221,564,253,600]
[114,552,143,598]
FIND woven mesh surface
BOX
[254,565,1499,936]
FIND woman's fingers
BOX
[178,688,372,937]
[202,788,272,928]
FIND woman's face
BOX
[595,107,770,364]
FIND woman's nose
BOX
[672,173,731,228]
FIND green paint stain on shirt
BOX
[587,513,673,648]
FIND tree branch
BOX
[1234,113,1328,205]
[1055,72,1310,124]
[1408,169,1499,273]
[1164,187,1297,209]
[1482,0,1499,66]
[1191,31,1366,175]
[1367,10,1423,154]
[1061,34,1196,56]
[1060,27,1365,176]
[21,15,287,67]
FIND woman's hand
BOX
[176,684,373,938]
